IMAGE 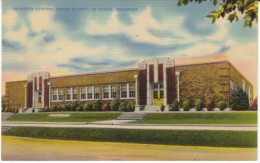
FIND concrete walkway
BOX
[2,120,257,131]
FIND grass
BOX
[2,136,257,161]
[6,112,121,122]
[2,127,257,148]
[133,112,257,124]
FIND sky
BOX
[2,0,258,97]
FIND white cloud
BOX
[85,6,193,45]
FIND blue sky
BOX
[2,0,258,95]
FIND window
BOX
[94,86,100,99]
[120,83,135,99]
[52,89,58,101]
[72,87,78,100]
[120,84,127,98]
[160,91,164,98]
[153,91,158,99]
[58,88,64,101]
[87,86,93,99]
[129,84,135,98]
[103,85,109,99]
[110,85,117,99]
[66,88,72,100]
[81,87,86,100]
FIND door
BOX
[153,83,164,106]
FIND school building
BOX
[5,58,253,111]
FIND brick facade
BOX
[5,60,253,109]
[175,61,253,104]
[5,81,26,109]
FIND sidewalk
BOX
[2,120,257,131]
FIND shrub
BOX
[194,99,204,111]
[230,87,250,110]
[83,103,92,111]
[219,101,228,111]
[92,100,102,111]
[182,100,190,111]
[205,99,215,111]
[76,105,83,112]
[125,102,135,112]
[171,101,179,111]
[45,107,50,112]
[119,102,126,111]
[160,105,165,112]
[60,104,66,111]
[102,102,109,111]
[109,99,120,111]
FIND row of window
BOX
[51,83,135,102]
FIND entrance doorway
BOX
[152,83,164,106]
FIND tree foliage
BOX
[230,87,250,110]
[177,0,258,27]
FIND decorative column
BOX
[24,84,27,108]
[47,82,51,109]
[134,75,139,105]
[175,71,180,102]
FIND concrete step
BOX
[117,112,147,120]
[143,105,161,112]
[23,108,33,113]
[1,113,14,121]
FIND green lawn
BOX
[6,112,121,122]
[133,112,257,124]
[3,127,257,148]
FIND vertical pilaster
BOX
[146,64,150,105]
[176,71,180,102]
[163,61,167,105]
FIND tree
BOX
[177,0,258,27]
[230,87,250,110]
[2,96,6,112]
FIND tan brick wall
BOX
[175,62,231,104]
[5,81,27,109]
[229,63,253,101]
[50,70,138,88]
[49,70,138,104]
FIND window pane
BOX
[110,85,116,98]
[103,85,109,99]
[81,87,86,100]
[94,86,99,99]
[120,84,127,98]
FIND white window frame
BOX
[66,87,77,101]
[120,84,128,98]
[80,87,87,100]
[72,87,78,101]
[86,86,94,100]
[66,88,72,101]
[103,85,110,99]
[52,88,63,102]
[120,83,135,99]
[52,89,58,101]
[110,84,117,99]
[94,86,100,99]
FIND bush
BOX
[171,101,179,111]
[109,99,120,111]
[92,100,102,111]
[219,101,228,111]
[76,105,83,112]
[83,103,92,111]
[160,105,165,112]
[102,102,109,111]
[230,87,250,110]
[194,99,204,111]
[205,99,215,111]
[182,100,190,111]
[119,102,126,111]
[125,102,135,112]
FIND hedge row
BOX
[3,127,257,148]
